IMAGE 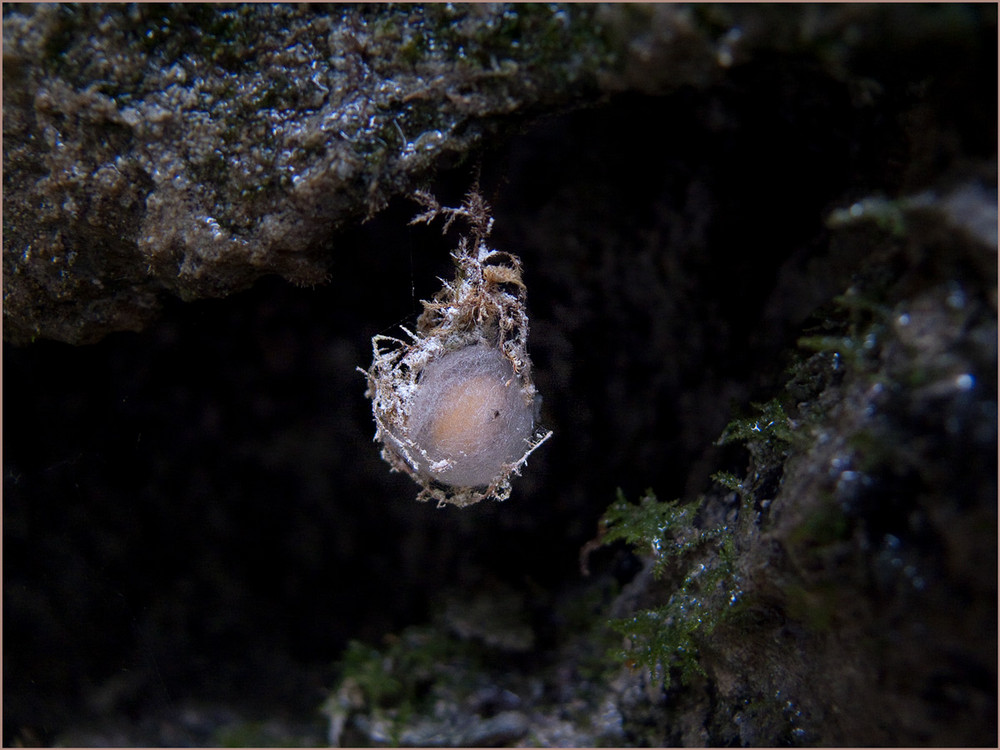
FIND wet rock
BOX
[5,4,981,344]
[1,4,639,343]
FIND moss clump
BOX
[598,490,737,688]
[797,296,891,376]
[716,398,802,464]
[324,627,478,747]
[710,470,745,494]
[711,396,808,526]
[212,721,313,748]
[716,399,794,448]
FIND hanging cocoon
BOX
[361,190,552,507]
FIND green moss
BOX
[417,4,615,85]
[717,399,795,451]
[783,581,844,632]
[795,278,902,379]
[598,490,737,687]
[212,721,312,748]
[338,640,407,708]
[610,534,737,688]
[826,195,908,237]
[342,627,473,707]
[715,397,806,489]
[789,499,850,550]
[397,28,428,67]
[40,4,81,70]
[798,323,886,375]
[325,625,482,746]
[847,427,902,475]
[710,470,745,493]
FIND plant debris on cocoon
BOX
[360,189,552,507]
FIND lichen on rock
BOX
[2,4,623,344]
[5,3,872,346]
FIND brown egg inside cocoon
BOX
[408,345,534,488]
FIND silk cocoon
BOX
[408,345,534,488]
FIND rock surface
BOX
[6,4,983,345]
[4,3,700,344]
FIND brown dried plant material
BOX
[360,190,552,507]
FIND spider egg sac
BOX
[361,189,552,507]
[408,345,535,488]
